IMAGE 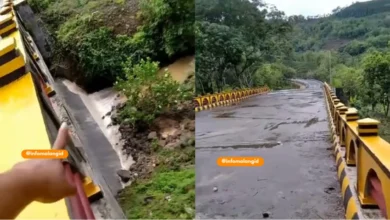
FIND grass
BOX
[119,140,195,219]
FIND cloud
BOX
[265,0,371,16]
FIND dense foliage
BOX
[29,0,194,92]
[115,59,192,125]
[195,0,294,95]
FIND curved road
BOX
[196,80,344,219]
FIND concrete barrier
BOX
[324,82,390,219]
[195,86,270,112]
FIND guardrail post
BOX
[356,118,381,205]
[334,102,344,135]
[338,106,348,147]
[345,108,359,166]
[332,98,340,118]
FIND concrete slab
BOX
[54,80,122,195]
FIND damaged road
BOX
[196,80,344,219]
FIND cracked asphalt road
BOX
[196,80,344,219]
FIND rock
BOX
[126,148,132,155]
[117,169,132,182]
[165,142,177,149]
[213,186,218,192]
[102,115,105,119]
[105,111,112,116]
[172,130,182,138]
[187,120,195,131]
[158,139,167,147]
[144,196,154,204]
[180,136,190,147]
[187,138,195,146]
[166,135,174,143]
[115,102,125,110]
[165,195,171,201]
[148,132,157,140]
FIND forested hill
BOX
[292,0,390,54]
[333,0,390,18]
[288,0,390,124]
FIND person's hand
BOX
[12,123,77,203]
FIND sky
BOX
[265,0,371,16]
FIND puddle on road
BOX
[197,142,282,149]
[265,118,323,131]
[214,112,236,118]
[265,122,288,131]
[304,117,319,128]
[265,134,281,141]
[290,103,313,108]
[241,104,259,108]
[312,91,324,98]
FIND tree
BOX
[195,0,293,95]
[363,51,390,115]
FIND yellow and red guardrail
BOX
[194,86,270,112]
[324,82,390,219]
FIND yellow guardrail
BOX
[324,82,390,219]
[0,1,71,218]
[0,1,101,218]
[194,86,270,112]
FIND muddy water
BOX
[159,56,195,83]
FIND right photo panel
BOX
[195,0,387,219]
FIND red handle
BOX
[64,163,95,219]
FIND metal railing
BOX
[194,86,270,112]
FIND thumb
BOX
[53,123,69,150]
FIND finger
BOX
[62,162,77,194]
[53,123,69,150]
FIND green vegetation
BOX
[29,0,194,92]
[195,0,295,95]
[115,59,192,125]
[120,141,195,219]
[288,0,390,142]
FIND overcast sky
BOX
[265,0,371,16]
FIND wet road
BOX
[195,80,344,219]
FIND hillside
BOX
[292,0,390,54]
[288,0,390,141]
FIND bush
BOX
[115,59,192,125]
[28,0,55,12]
[138,0,195,59]
[76,28,132,85]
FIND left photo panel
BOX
[0,0,195,219]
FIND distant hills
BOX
[333,0,390,18]
[291,0,390,53]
